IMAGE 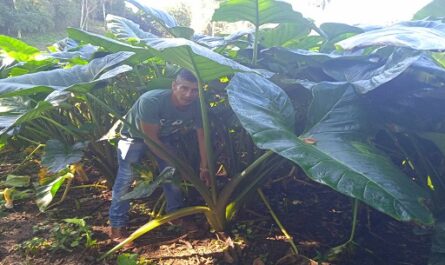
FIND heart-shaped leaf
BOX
[68,28,150,64]
[142,37,254,82]
[212,0,305,27]
[106,14,157,40]
[227,72,433,225]
[0,51,133,97]
[338,23,445,50]
[259,22,311,48]
[125,0,194,39]
[121,167,175,200]
[323,47,421,94]
[41,139,88,173]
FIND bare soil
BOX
[0,159,432,265]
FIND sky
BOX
[137,0,433,33]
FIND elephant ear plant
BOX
[0,49,135,209]
[212,0,314,65]
[250,21,445,263]
[98,28,273,260]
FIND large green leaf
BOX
[0,100,53,136]
[106,14,156,40]
[1,175,31,188]
[6,59,58,77]
[430,220,445,265]
[212,0,304,27]
[0,51,133,97]
[259,22,311,48]
[125,0,194,39]
[337,23,445,50]
[35,173,72,212]
[323,47,422,94]
[261,47,337,80]
[193,30,253,49]
[142,37,254,82]
[320,23,364,41]
[121,167,175,200]
[319,22,364,52]
[227,72,433,225]
[413,0,445,20]
[42,139,87,173]
[68,28,151,64]
[49,44,98,61]
[126,0,177,28]
[0,35,40,62]
[418,133,445,156]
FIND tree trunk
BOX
[102,0,107,27]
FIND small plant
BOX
[50,218,96,251]
[117,253,157,265]
[18,218,97,254]
[17,236,52,255]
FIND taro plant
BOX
[59,0,315,259]
[229,21,445,263]
[0,46,136,207]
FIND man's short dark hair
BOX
[176,69,197,83]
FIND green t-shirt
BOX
[122,89,202,138]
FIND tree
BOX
[167,2,192,27]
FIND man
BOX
[109,69,210,239]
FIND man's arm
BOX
[197,128,210,186]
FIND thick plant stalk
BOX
[99,206,211,260]
[252,24,259,66]
[187,48,217,203]
[257,188,299,255]
[251,0,259,66]
[218,151,275,211]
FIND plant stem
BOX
[219,150,274,210]
[257,188,299,254]
[11,143,44,174]
[16,135,42,146]
[99,206,211,260]
[71,184,108,190]
[187,47,217,203]
[252,0,259,65]
[40,116,78,138]
[349,199,359,242]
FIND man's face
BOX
[171,77,199,107]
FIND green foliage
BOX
[35,172,72,212]
[413,0,445,20]
[17,218,96,254]
[1,2,445,263]
[227,72,433,224]
[212,0,305,27]
[41,140,87,174]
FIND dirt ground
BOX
[0,162,433,265]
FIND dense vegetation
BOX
[1,0,445,264]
